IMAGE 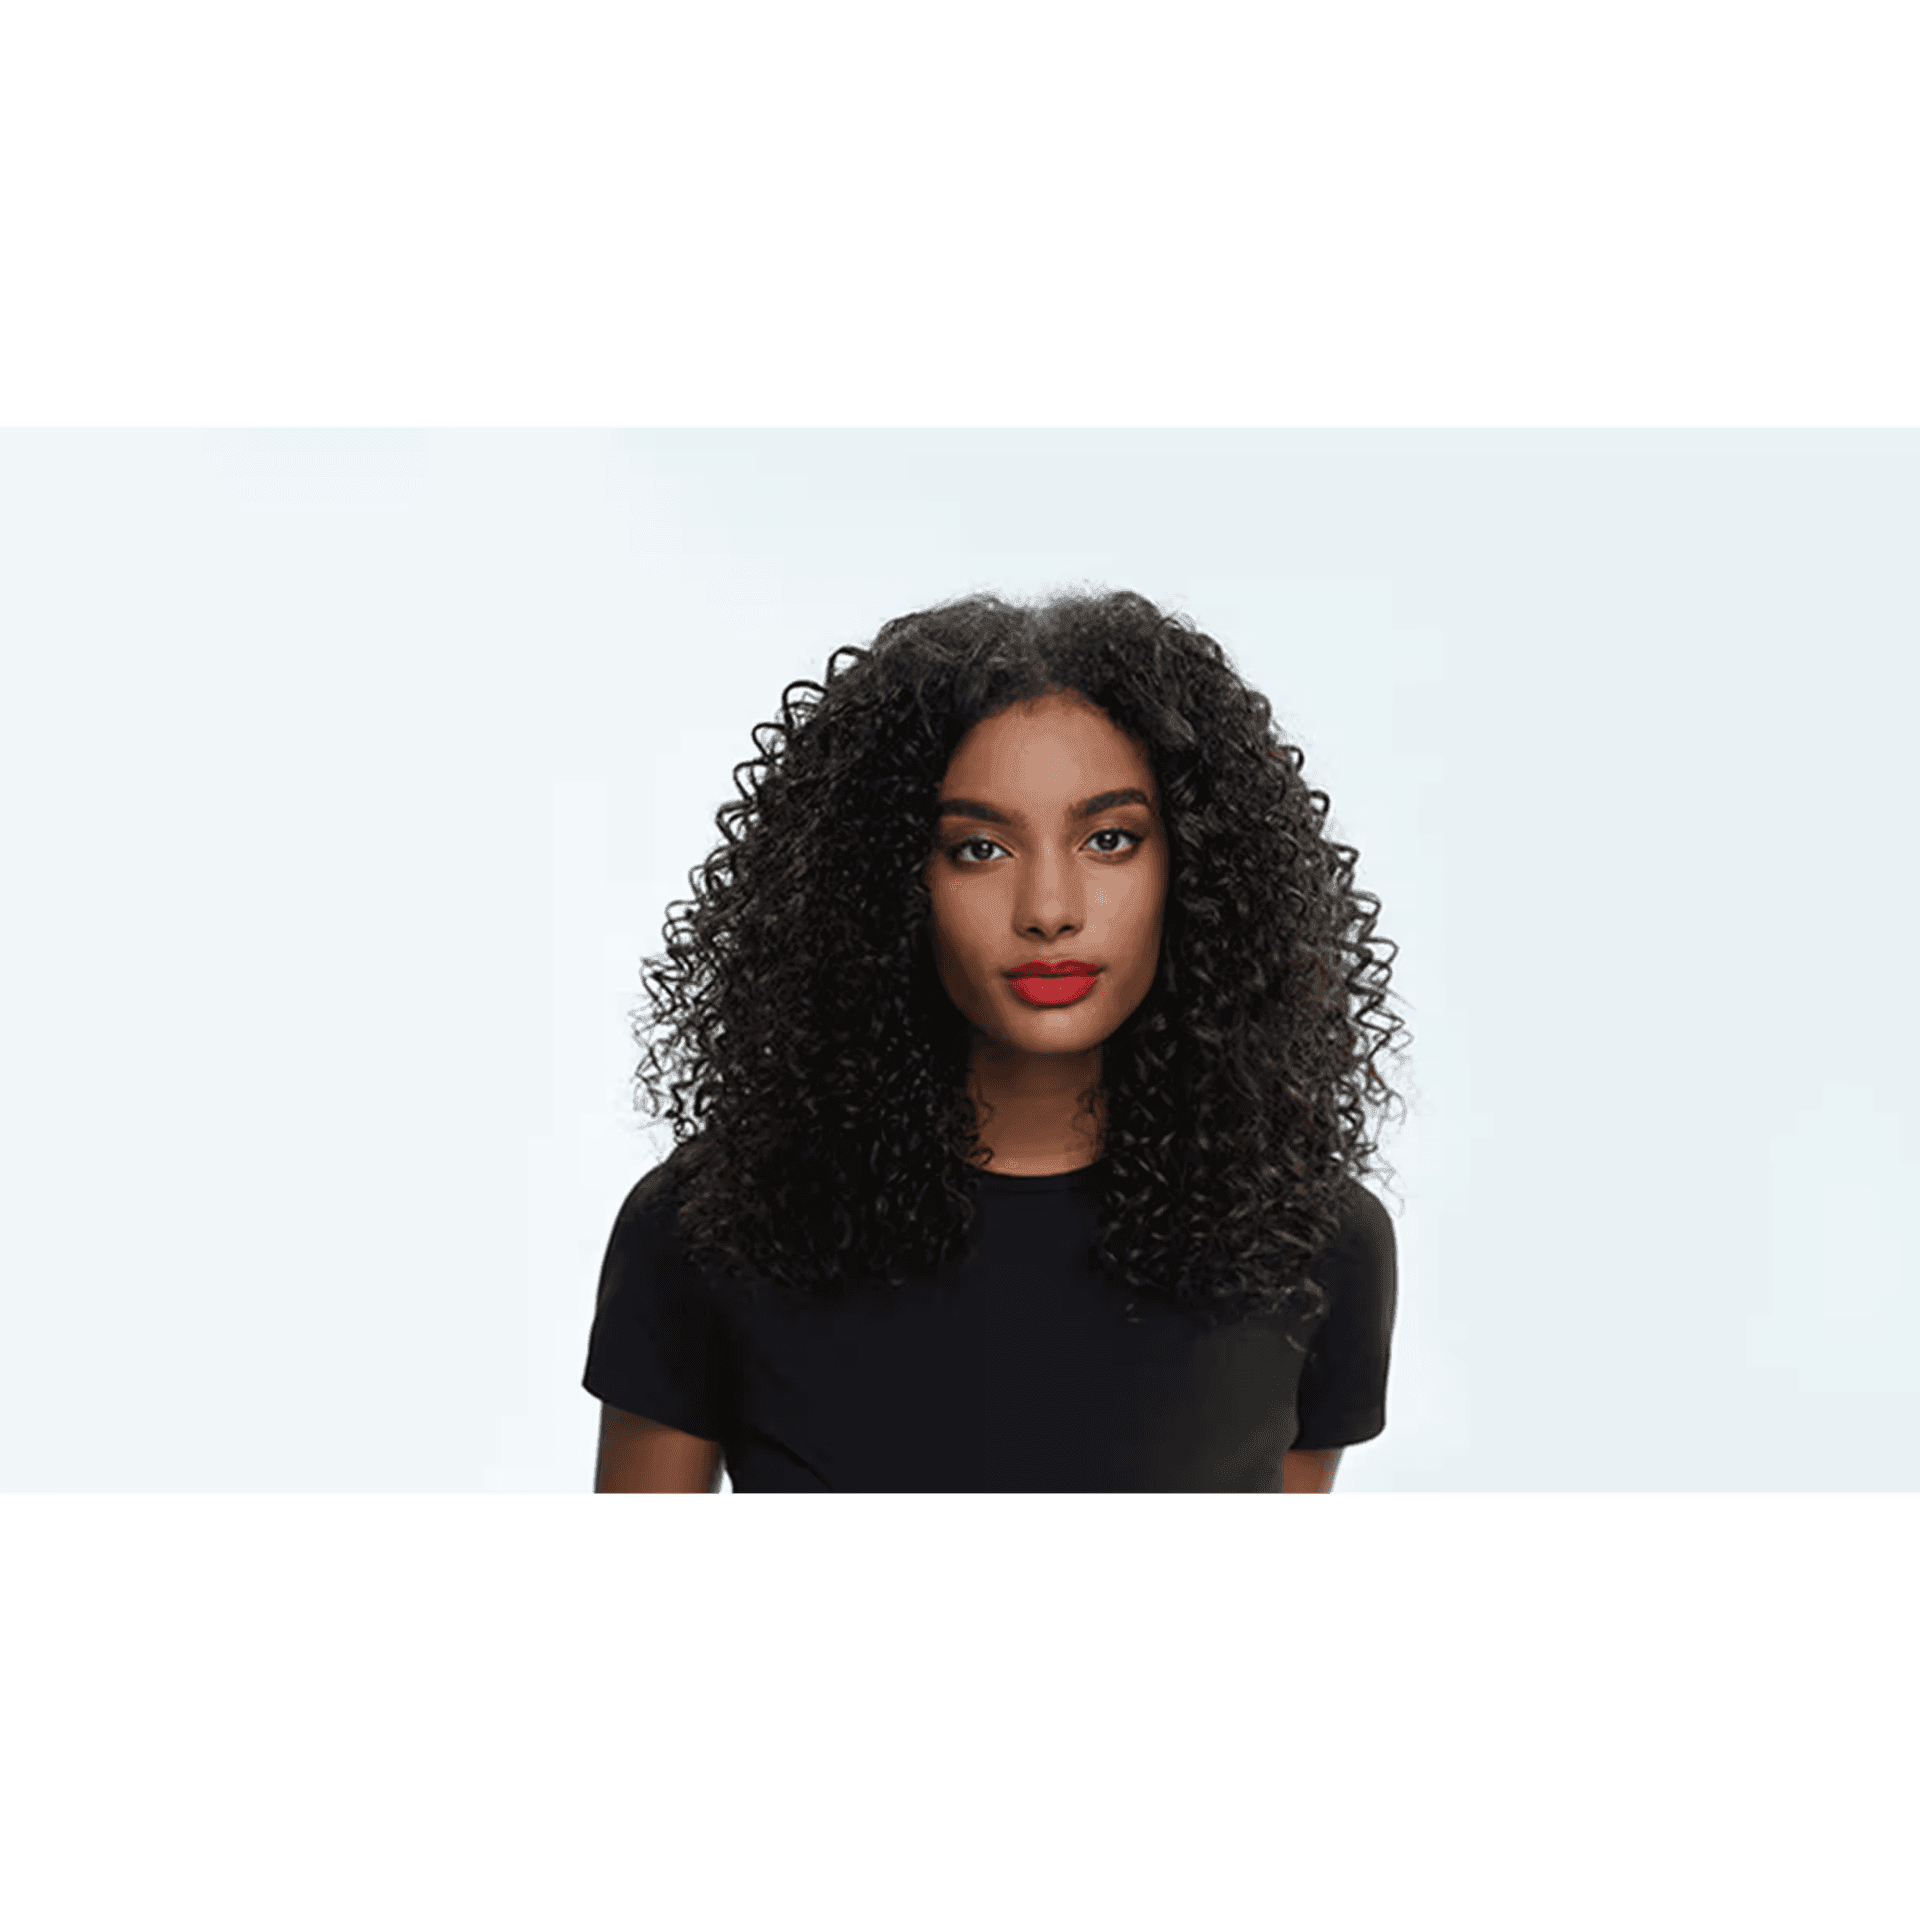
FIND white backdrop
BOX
[3,429,1914,1489]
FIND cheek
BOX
[930,882,983,972]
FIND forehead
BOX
[938,692,1155,797]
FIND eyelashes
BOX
[944,827,1145,867]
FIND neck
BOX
[966,1035,1104,1173]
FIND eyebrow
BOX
[934,787,1155,827]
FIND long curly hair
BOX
[632,589,1409,1331]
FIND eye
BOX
[944,821,1136,867]
[948,836,1007,865]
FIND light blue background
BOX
[2,432,1914,1489]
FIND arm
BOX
[594,1403,725,1493]
[1280,1447,1342,1494]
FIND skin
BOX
[923,688,1168,1176]
[596,1404,723,1493]
[595,687,1339,1491]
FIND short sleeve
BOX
[582,1168,728,1442]
[1293,1183,1398,1450]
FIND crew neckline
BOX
[969,1159,1102,1190]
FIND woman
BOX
[586,589,1407,1491]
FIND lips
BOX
[1006,961,1101,1008]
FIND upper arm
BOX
[1293,1183,1397,1452]
[595,1402,725,1493]
[1279,1447,1343,1493]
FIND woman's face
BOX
[924,690,1169,1056]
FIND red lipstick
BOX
[1006,959,1100,1008]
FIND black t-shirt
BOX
[583,1158,1396,1492]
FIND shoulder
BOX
[613,1134,718,1234]
[1309,1176,1394,1261]
[1339,1180,1395,1267]
[1308,1178,1398,1319]
[614,1154,685,1234]
[595,1142,709,1311]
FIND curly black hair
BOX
[632,589,1409,1331]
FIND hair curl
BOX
[633,590,1409,1332]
